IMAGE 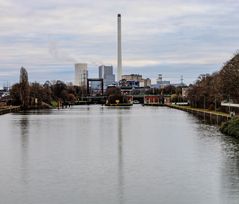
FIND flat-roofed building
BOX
[75,63,88,87]
[122,74,151,87]
[99,65,115,88]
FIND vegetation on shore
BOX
[188,52,239,112]
[220,117,239,138]
[105,86,131,105]
[185,52,239,138]
[9,68,84,109]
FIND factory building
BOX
[99,65,115,88]
[121,74,151,87]
[74,63,88,87]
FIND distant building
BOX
[156,74,163,84]
[156,74,170,88]
[140,78,151,87]
[119,79,139,88]
[121,74,151,87]
[144,95,163,106]
[75,63,88,87]
[99,65,115,88]
[122,74,142,81]
[172,83,187,88]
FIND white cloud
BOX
[0,0,239,84]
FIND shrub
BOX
[220,117,239,138]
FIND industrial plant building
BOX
[155,74,170,88]
[121,74,151,87]
[74,63,88,87]
[99,65,115,88]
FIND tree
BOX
[51,80,67,100]
[219,54,239,102]
[10,83,21,105]
[19,67,30,109]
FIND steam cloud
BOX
[48,41,104,66]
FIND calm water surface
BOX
[0,105,239,204]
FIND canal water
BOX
[0,105,239,204]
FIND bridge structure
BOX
[87,78,104,96]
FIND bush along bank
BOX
[220,117,239,138]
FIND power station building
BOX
[121,74,151,87]
[74,63,88,87]
[99,65,115,88]
[156,74,170,88]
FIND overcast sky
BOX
[0,0,239,86]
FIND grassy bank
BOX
[167,104,230,117]
[167,104,239,138]
[165,104,232,126]
[220,117,239,138]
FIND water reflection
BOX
[117,110,124,204]
[19,114,29,185]
[1,106,239,204]
[196,122,239,202]
[221,137,239,201]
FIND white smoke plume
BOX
[48,41,77,63]
[48,40,104,66]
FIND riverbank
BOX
[220,117,239,138]
[0,106,21,115]
[165,104,231,125]
[165,104,239,138]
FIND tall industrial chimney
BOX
[117,14,122,82]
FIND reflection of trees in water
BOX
[196,124,239,201]
[221,137,239,200]
[20,114,29,184]
[20,115,29,139]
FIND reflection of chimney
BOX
[117,14,122,82]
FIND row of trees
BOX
[188,53,239,110]
[11,74,85,108]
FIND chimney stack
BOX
[117,14,122,82]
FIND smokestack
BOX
[117,14,122,82]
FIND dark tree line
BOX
[10,79,85,108]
